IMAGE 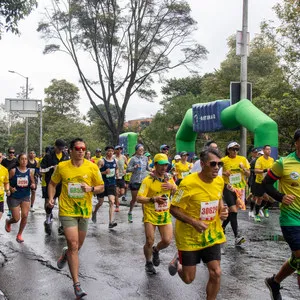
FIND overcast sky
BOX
[0,0,278,121]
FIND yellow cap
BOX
[153,153,169,165]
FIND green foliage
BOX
[0,0,37,38]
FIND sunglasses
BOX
[162,148,169,151]
[229,148,239,152]
[209,161,224,168]
[74,146,86,151]
[9,151,15,154]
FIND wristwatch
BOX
[91,186,95,192]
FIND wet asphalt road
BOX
[0,186,299,300]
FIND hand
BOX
[134,164,140,169]
[161,182,174,190]
[80,183,91,192]
[10,187,17,194]
[154,196,168,205]
[30,183,36,190]
[48,198,55,208]
[106,168,111,174]
[239,163,244,169]
[192,219,208,233]
[223,170,231,177]
[282,194,296,205]
[6,190,11,197]
[220,205,228,220]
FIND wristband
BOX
[91,186,94,192]
[149,197,154,203]
[263,169,268,173]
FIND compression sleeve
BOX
[262,170,284,202]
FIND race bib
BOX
[106,168,116,178]
[17,176,29,187]
[68,183,84,199]
[154,196,169,212]
[182,171,190,178]
[229,173,241,184]
[200,200,219,221]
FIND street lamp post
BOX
[8,70,29,154]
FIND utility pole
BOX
[25,77,29,154]
[240,0,248,157]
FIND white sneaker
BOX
[30,207,35,212]
[248,211,254,218]
[235,236,246,246]
[259,208,265,217]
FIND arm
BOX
[29,171,36,190]
[4,182,10,196]
[48,179,58,208]
[137,195,167,205]
[170,205,208,233]
[126,158,136,172]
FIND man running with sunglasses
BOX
[221,141,250,246]
[49,138,104,299]
[168,148,228,299]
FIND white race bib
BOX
[200,200,219,221]
[17,176,29,187]
[106,168,116,178]
[229,173,241,184]
[68,183,84,199]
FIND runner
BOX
[27,150,38,212]
[221,141,250,246]
[91,148,102,165]
[263,129,300,299]
[168,148,228,300]
[114,145,127,212]
[92,146,118,228]
[0,152,10,220]
[49,138,104,299]
[127,144,149,223]
[173,151,192,185]
[40,139,69,235]
[253,145,274,222]
[5,153,36,243]
[137,153,177,274]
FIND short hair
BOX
[70,138,85,150]
[263,145,271,149]
[200,148,221,163]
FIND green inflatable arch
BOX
[176,99,278,158]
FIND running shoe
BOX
[248,211,254,218]
[58,226,64,236]
[57,246,68,269]
[128,213,133,223]
[108,222,117,229]
[264,208,270,218]
[122,196,126,202]
[254,215,261,222]
[235,236,246,246]
[44,220,52,235]
[259,208,265,217]
[91,211,97,224]
[73,282,87,299]
[152,247,160,266]
[16,234,24,243]
[145,261,156,275]
[5,219,11,233]
[265,275,282,300]
[30,207,35,212]
[115,206,120,212]
[168,254,179,276]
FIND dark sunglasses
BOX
[9,151,15,154]
[229,148,239,152]
[74,146,86,151]
[162,148,169,151]
[209,161,224,168]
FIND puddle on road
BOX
[250,233,285,242]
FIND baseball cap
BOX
[55,139,66,150]
[227,141,240,149]
[251,147,258,152]
[160,144,169,151]
[95,148,101,152]
[154,153,169,165]
[145,152,151,157]
[180,151,189,156]
[105,146,114,151]
[294,129,300,141]
[258,150,264,155]
[174,154,181,160]
[114,145,123,150]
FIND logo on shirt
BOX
[290,172,299,180]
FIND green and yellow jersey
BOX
[171,173,226,251]
[174,161,191,179]
[51,159,104,218]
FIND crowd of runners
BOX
[0,133,299,300]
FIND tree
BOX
[0,0,37,38]
[37,0,208,143]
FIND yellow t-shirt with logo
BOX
[255,156,274,184]
[171,173,226,251]
[174,161,191,179]
[138,175,176,225]
[221,155,250,188]
[51,159,104,218]
[0,166,9,202]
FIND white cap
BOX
[258,150,264,155]
[174,155,181,160]
[227,142,240,149]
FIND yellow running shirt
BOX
[51,159,104,218]
[0,165,9,202]
[171,173,226,251]
[138,175,176,225]
[174,161,191,179]
[92,156,102,165]
[221,155,250,189]
[255,156,274,184]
